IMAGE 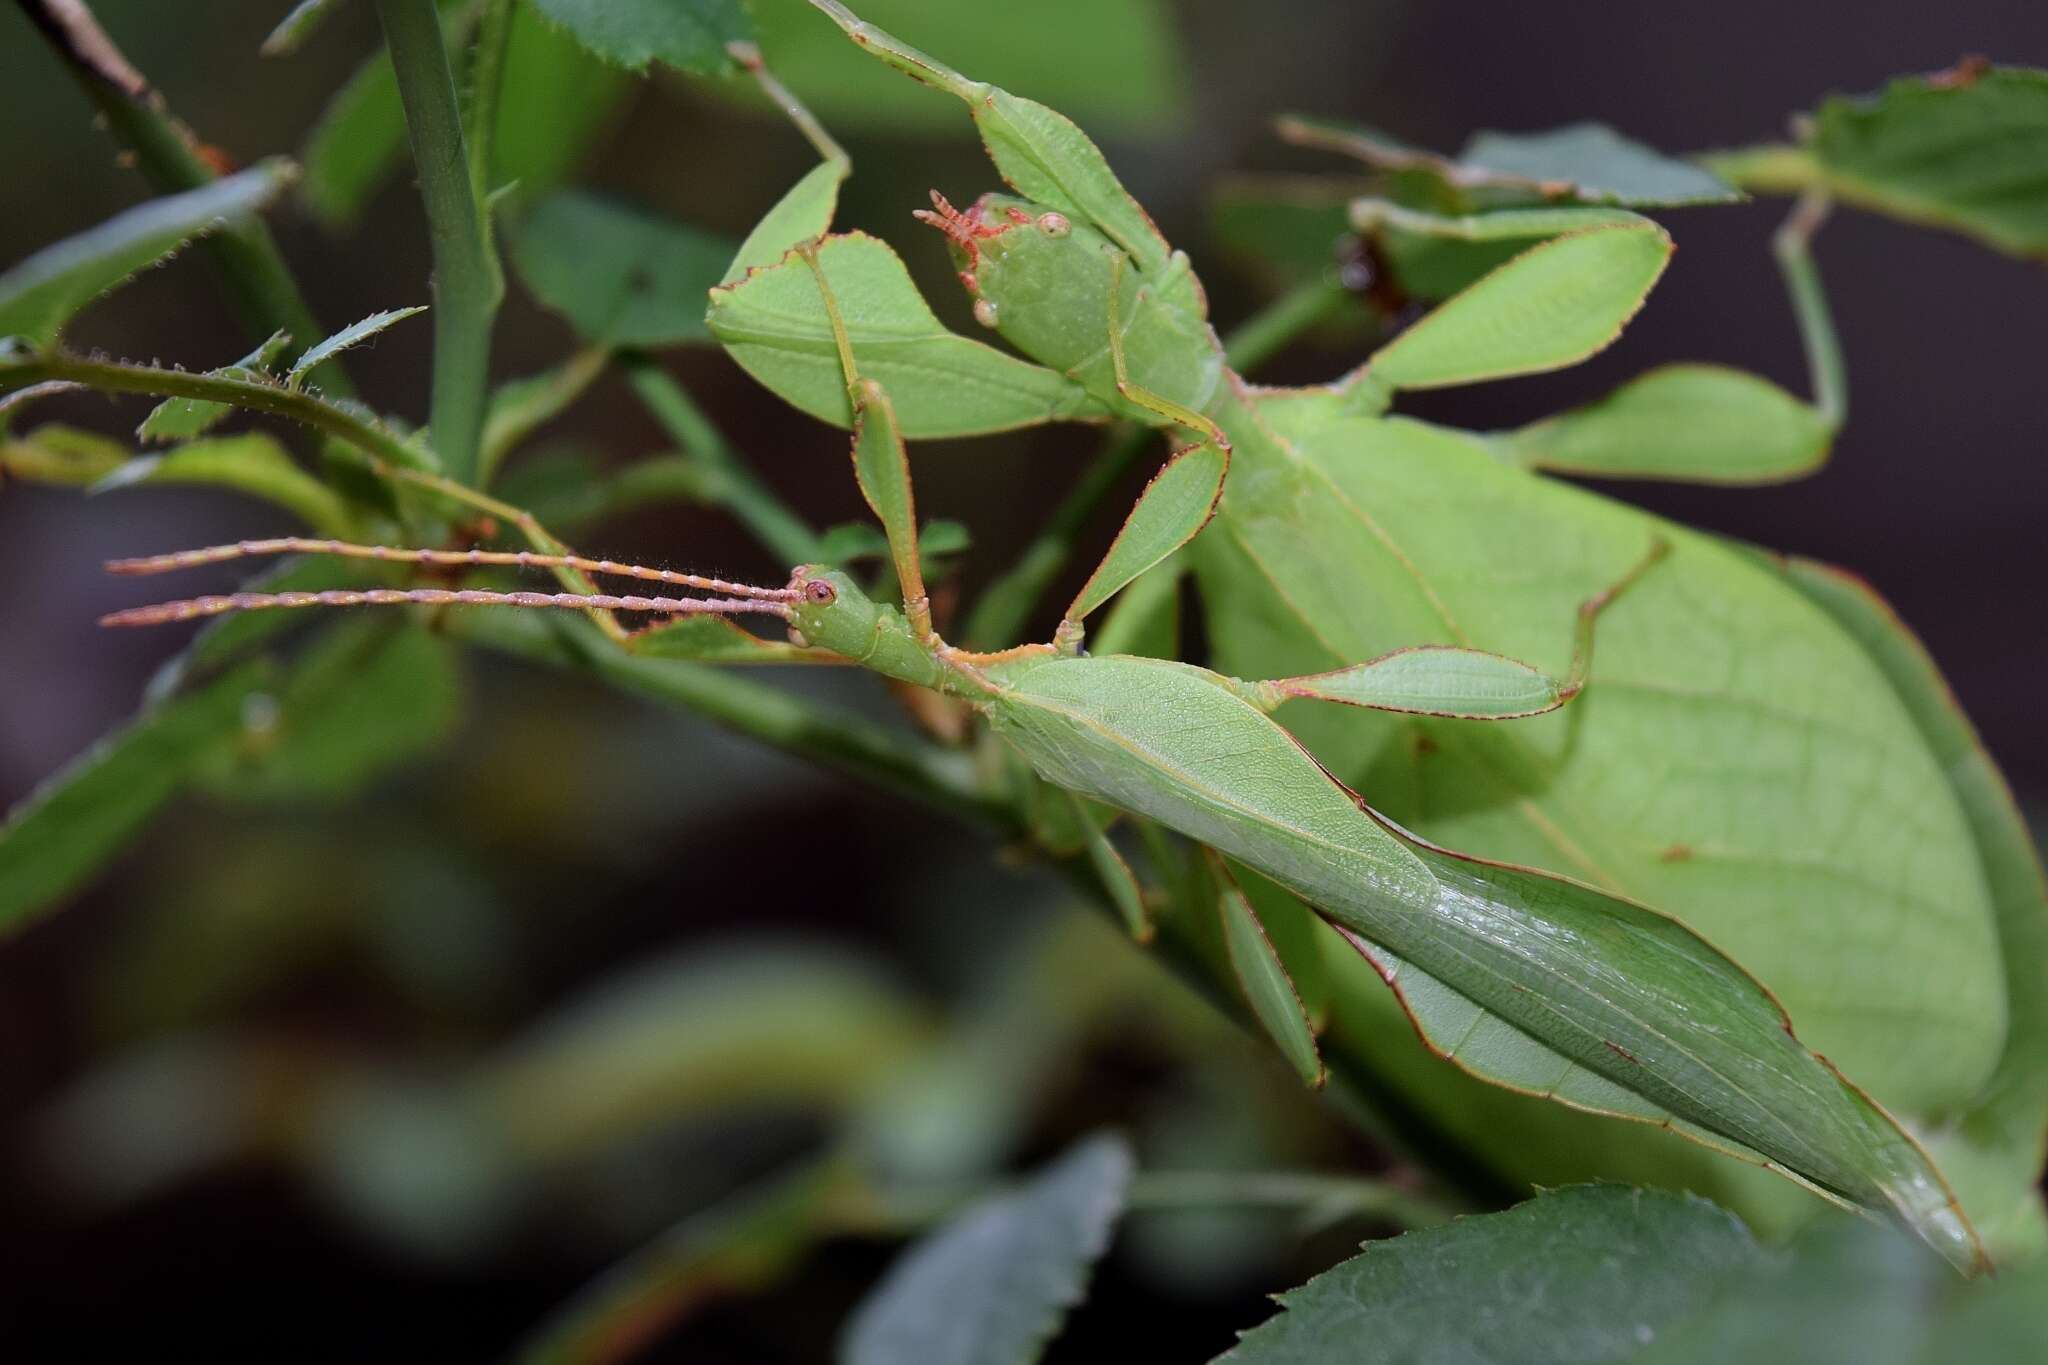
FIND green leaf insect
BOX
[63,6,2045,1280]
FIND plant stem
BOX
[962,279,1344,649]
[18,0,347,394]
[1773,189,1846,430]
[377,0,501,484]
[622,355,820,564]
[0,353,426,470]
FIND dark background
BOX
[0,0,2042,1359]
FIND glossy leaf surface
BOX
[512,193,734,347]
[528,0,750,74]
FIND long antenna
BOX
[105,537,800,601]
[100,587,792,628]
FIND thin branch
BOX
[377,0,501,484]
[1773,189,1845,430]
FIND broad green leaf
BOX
[0,664,267,934]
[511,192,734,347]
[262,0,349,56]
[840,1133,1132,1365]
[0,423,127,486]
[744,0,1185,135]
[629,615,823,663]
[1267,646,1567,719]
[138,330,293,444]
[1211,855,1324,1088]
[286,307,428,388]
[96,432,354,537]
[1760,555,2048,1259]
[724,158,845,284]
[1810,65,2048,256]
[528,0,750,74]
[0,162,294,347]
[1066,443,1226,625]
[988,651,1981,1266]
[1210,176,1358,287]
[1459,124,1742,207]
[707,232,1107,437]
[196,618,460,801]
[1195,408,2008,1254]
[1218,1185,1765,1365]
[490,3,636,197]
[1500,363,1834,484]
[1366,223,1671,389]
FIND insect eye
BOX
[1036,212,1071,238]
[806,580,837,604]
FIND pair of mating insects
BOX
[97,1,1986,1270]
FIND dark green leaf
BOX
[0,163,295,347]
[1218,1185,1766,1365]
[841,1133,1133,1365]
[1458,124,1741,207]
[528,0,750,74]
[1810,65,2048,256]
[0,665,268,934]
[490,2,636,197]
[511,192,735,347]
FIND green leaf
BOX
[1211,854,1324,1089]
[840,1133,1132,1365]
[1210,176,1358,287]
[707,232,1108,437]
[528,0,750,74]
[744,0,1185,135]
[1091,555,1183,660]
[286,307,428,388]
[1499,363,1834,484]
[0,162,295,347]
[1809,65,2048,256]
[0,664,267,934]
[1366,223,1672,389]
[1065,442,1227,625]
[196,618,461,801]
[1066,796,1149,942]
[0,423,128,487]
[1458,124,1742,207]
[511,192,735,347]
[138,330,294,444]
[1218,1185,1766,1365]
[96,432,355,537]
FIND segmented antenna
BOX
[100,588,792,628]
[98,536,799,628]
[106,537,800,601]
